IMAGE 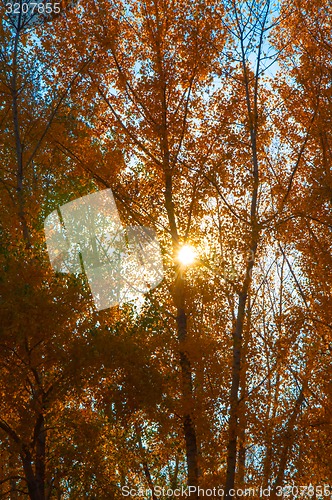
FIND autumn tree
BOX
[1,0,331,497]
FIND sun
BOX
[177,245,196,266]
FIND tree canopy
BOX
[0,0,331,498]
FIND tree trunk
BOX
[224,292,247,499]
[174,263,199,493]
[237,313,249,487]
[224,3,267,491]
[35,415,46,499]
[21,448,44,500]
[263,372,280,488]
[11,24,30,245]
[164,171,199,494]
[270,389,305,500]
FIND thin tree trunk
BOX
[224,291,249,498]
[263,373,280,488]
[160,10,199,480]
[170,455,179,491]
[224,3,269,493]
[270,389,305,499]
[21,448,43,500]
[166,174,199,493]
[175,287,199,490]
[237,305,250,486]
[135,424,158,500]
[11,23,30,245]
[35,416,46,499]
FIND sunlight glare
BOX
[177,245,196,266]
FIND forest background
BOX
[0,0,331,498]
